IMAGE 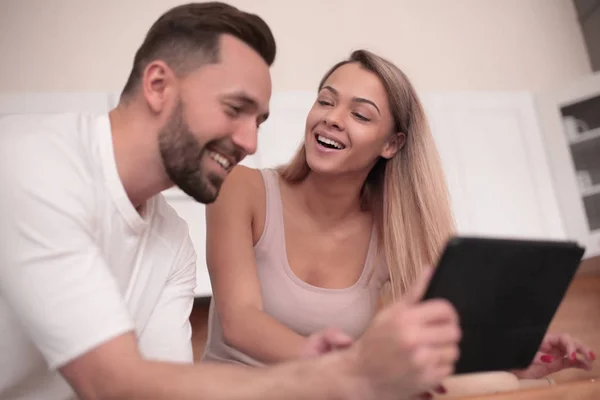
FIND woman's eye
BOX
[317,100,333,106]
[353,112,370,122]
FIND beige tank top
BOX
[201,169,389,366]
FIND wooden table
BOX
[455,379,599,399]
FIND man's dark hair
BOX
[121,2,276,98]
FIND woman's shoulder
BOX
[218,165,266,199]
[227,164,263,186]
[218,165,272,244]
[212,165,272,220]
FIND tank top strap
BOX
[255,168,285,250]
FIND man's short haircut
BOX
[121,2,276,98]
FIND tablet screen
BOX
[422,236,585,374]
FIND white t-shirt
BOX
[0,112,197,399]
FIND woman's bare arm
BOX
[205,165,309,363]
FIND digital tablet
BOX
[422,236,585,375]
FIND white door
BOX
[426,92,565,241]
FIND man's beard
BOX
[158,102,230,204]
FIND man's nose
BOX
[231,123,258,156]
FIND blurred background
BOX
[0,0,596,92]
[1,0,599,384]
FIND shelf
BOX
[581,184,600,198]
[569,127,600,145]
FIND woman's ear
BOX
[380,132,406,160]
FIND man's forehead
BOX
[186,35,272,115]
[190,63,271,108]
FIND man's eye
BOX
[227,105,242,116]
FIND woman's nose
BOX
[323,108,344,130]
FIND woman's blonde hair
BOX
[278,49,456,301]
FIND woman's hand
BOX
[300,327,354,359]
[512,332,596,379]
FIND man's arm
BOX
[0,125,461,400]
[60,332,359,400]
[60,270,463,400]
[0,126,136,371]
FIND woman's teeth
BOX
[208,151,231,169]
[317,135,345,149]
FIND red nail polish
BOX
[541,355,554,363]
[590,351,596,361]
[420,393,433,400]
[572,352,577,362]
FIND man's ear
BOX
[141,60,177,115]
[380,132,406,159]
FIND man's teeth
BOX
[317,135,345,149]
[209,151,231,169]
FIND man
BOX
[0,2,461,399]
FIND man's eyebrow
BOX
[321,85,380,115]
[223,91,258,106]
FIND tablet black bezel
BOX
[422,236,585,374]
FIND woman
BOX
[202,49,595,395]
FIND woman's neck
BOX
[293,171,369,223]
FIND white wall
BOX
[0,0,592,94]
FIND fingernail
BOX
[419,393,433,400]
[541,355,554,363]
[572,352,577,362]
[434,385,447,394]
[590,351,596,361]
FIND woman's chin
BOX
[305,156,341,176]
